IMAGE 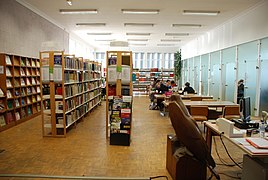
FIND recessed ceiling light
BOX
[127,39,148,41]
[129,44,147,46]
[122,9,159,14]
[182,10,220,16]
[124,23,154,27]
[172,24,202,28]
[59,9,98,14]
[161,39,181,42]
[87,33,112,35]
[165,33,189,36]
[66,0,72,6]
[126,33,151,36]
[157,44,176,46]
[95,39,114,42]
[76,23,106,26]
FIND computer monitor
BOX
[239,96,251,122]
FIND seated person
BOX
[171,80,176,88]
[182,82,195,94]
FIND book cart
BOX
[40,51,102,137]
[106,51,133,146]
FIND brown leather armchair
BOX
[168,101,219,180]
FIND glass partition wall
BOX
[182,37,268,116]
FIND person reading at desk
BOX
[182,82,195,94]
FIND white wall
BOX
[0,0,69,58]
[181,1,268,59]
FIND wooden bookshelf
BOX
[0,53,41,132]
[106,51,133,146]
[40,52,102,137]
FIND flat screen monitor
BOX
[239,96,251,122]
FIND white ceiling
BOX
[18,0,263,51]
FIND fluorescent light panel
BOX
[129,44,147,46]
[126,33,151,36]
[161,39,181,42]
[172,24,201,28]
[87,33,112,35]
[157,44,176,46]
[165,33,189,36]
[59,9,98,14]
[127,39,148,42]
[76,23,105,26]
[122,9,159,14]
[124,23,154,27]
[183,10,220,16]
[95,39,114,42]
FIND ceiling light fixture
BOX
[95,39,114,42]
[126,33,151,36]
[129,44,147,46]
[183,10,220,16]
[161,39,181,42]
[127,39,148,41]
[157,44,176,46]
[165,33,189,36]
[87,33,112,35]
[172,24,202,28]
[76,23,106,26]
[59,9,98,14]
[66,0,72,6]
[124,23,154,27]
[122,9,159,14]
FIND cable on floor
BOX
[219,133,242,169]
[213,136,242,167]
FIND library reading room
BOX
[1,0,268,180]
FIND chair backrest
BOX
[223,105,240,116]
[168,102,216,168]
[190,96,203,101]
[170,94,191,117]
[191,106,209,116]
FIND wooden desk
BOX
[204,121,268,179]
[180,94,213,100]
[183,100,236,108]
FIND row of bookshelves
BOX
[0,103,41,127]
[6,67,40,77]
[6,77,40,88]
[5,55,40,67]
[0,53,41,132]
[40,51,102,137]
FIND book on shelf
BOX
[26,78,31,85]
[0,115,6,127]
[27,97,31,104]
[21,99,25,106]
[26,59,31,66]
[21,89,26,96]
[6,67,12,76]
[0,100,5,112]
[36,87,41,93]
[21,59,25,66]
[15,112,20,120]
[5,55,12,65]
[14,79,20,87]
[36,61,40,67]
[32,96,36,103]
[32,61,36,67]
[28,107,32,115]
[32,78,36,85]
[0,88,4,96]
[27,87,32,95]
[32,87,36,94]
[15,99,20,107]
[7,100,13,109]
[21,108,26,118]
[6,79,13,88]
[26,69,31,76]
[20,68,26,76]
[6,112,14,124]
[21,79,26,86]
[7,90,13,98]
[37,103,41,111]
[56,101,63,111]
[37,95,41,101]
[54,55,62,65]
[15,90,20,96]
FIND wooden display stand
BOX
[0,53,41,132]
[106,51,133,146]
[40,51,102,137]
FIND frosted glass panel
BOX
[193,56,200,93]
[188,58,194,85]
[201,54,209,95]
[238,41,258,115]
[222,47,236,101]
[210,51,220,99]
[259,38,268,114]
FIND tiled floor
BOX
[0,95,244,179]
